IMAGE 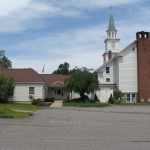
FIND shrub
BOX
[108,94,115,104]
[82,95,89,100]
[44,97,55,103]
[63,97,100,104]
[32,98,52,106]
[113,91,122,103]
[37,102,52,106]
[32,98,43,105]
[94,94,100,103]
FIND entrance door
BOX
[126,93,136,103]
[48,87,69,100]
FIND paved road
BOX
[0,106,150,150]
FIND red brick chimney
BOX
[136,31,150,102]
[108,51,112,60]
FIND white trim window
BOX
[29,87,35,96]
[106,67,110,74]
[106,78,110,82]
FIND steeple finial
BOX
[108,1,116,31]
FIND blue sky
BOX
[0,0,150,73]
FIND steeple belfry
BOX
[103,6,120,63]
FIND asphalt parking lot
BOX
[0,106,150,150]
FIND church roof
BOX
[108,7,116,31]
[95,40,136,72]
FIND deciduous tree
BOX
[0,76,14,103]
[0,56,12,69]
[53,62,70,75]
[65,70,98,99]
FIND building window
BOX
[29,87,35,96]
[127,94,130,102]
[132,94,136,102]
[106,78,110,82]
[106,67,110,74]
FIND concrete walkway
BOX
[50,100,63,108]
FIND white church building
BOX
[95,8,150,103]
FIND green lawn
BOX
[63,99,109,107]
[116,103,150,106]
[0,103,40,118]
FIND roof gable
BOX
[41,74,69,87]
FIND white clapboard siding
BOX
[118,43,138,93]
[14,83,46,102]
[98,63,115,85]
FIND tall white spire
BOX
[103,5,120,63]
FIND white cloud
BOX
[10,25,105,56]
[0,0,143,33]
[0,1,82,33]
[0,0,31,17]
[12,50,103,74]
[1,0,149,73]
[10,25,105,73]
[10,13,150,74]
[52,0,141,9]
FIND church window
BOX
[106,67,110,73]
[106,78,110,82]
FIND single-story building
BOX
[0,68,70,102]
[41,74,70,100]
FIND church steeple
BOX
[103,6,120,63]
[108,7,116,31]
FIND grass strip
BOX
[0,103,39,118]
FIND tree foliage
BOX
[53,62,70,75]
[65,70,98,99]
[113,90,122,103]
[108,91,122,104]
[108,94,115,104]
[0,56,12,69]
[0,76,15,103]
